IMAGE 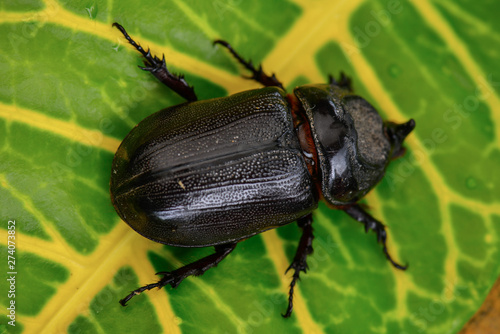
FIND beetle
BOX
[110,22,415,318]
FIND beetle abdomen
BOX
[110,87,317,246]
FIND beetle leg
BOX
[343,204,407,270]
[328,72,353,92]
[283,214,314,318]
[214,40,284,89]
[112,22,197,102]
[119,242,236,306]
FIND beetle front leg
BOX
[214,40,284,89]
[113,22,197,102]
[328,72,353,92]
[283,214,314,318]
[343,204,407,270]
[120,242,236,306]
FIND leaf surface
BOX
[1,0,499,333]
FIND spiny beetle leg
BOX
[343,204,407,270]
[328,72,353,92]
[283,214,314,318]
[112,22,197,102]
[214,40,284,90]
[120,242,236,306]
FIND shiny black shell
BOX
[110,87,317,247]
[294,84,392,205]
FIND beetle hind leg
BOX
[343,204,407,270]
[283,214,314,318]
[112,22,197,102]
[119,242,236,306]
[214,40,284,89]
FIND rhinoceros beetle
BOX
[110,22,415,318]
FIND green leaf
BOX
[1,0,499,333]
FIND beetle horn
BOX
[395,119,415,141]
[385,119,415,159]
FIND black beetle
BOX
[110,22,415,317]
